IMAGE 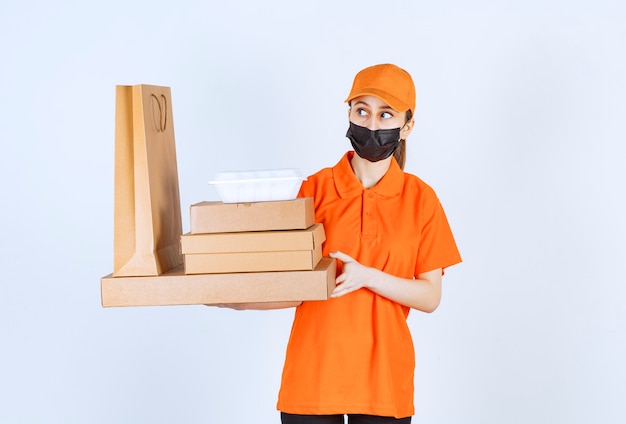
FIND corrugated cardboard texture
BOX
[190,198,315,234]
[101,257,336,307]
[180,223,325,254]
[184,243,323,274]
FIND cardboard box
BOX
[184,243,322,274]
[100,257,337,307]
[180,223,325,254]
[190,198,315,234]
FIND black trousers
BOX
[280,412,411,424]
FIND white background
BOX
[1,1,625,423]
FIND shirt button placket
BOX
[362,191,377,237]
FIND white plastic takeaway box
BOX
[208,168,305,203]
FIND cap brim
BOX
[344,88,410,113]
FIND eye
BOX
[381,111,393,119]
[357,108,368,117]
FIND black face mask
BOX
[346,122,401,162]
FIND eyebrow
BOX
[352,100,396,111]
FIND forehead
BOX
[350,95,397,112]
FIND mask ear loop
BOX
[397,122,409,141]
[399,111,414,139]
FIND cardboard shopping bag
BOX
[113,84,183,276]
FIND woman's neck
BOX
[350,154,392,189]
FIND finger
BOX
[330,285,348,298]
[335,273,347,285]
[330,250,354,263]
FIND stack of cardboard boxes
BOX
[182,198,326,275]
[100,84,336,308]
[101,197,337,307]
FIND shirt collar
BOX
[333,151,405,199]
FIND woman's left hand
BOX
[328,251,443,312]
[329,251,377,298]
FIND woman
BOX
[229,64,461,423]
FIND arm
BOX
[207,301,302,310]
[329,251,442,313]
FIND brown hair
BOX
[393,110,413,170]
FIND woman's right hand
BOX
[205,301,302,310]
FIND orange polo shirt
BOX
[277,152,462,418]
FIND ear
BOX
[400,118,415,139]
